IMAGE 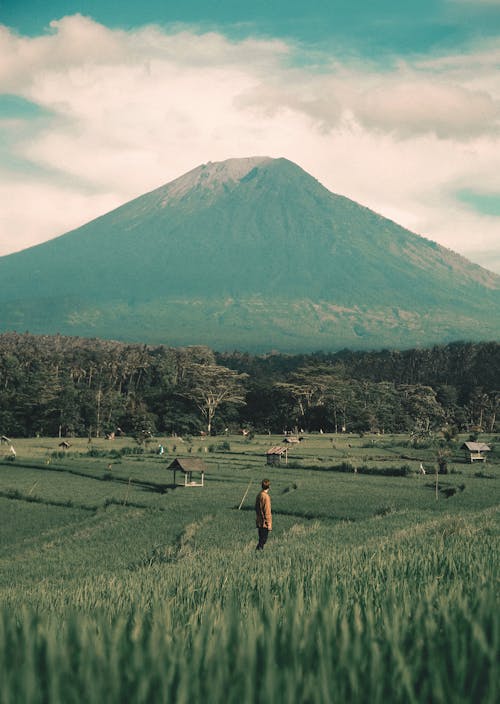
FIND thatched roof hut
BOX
[168,458,208,486]
[460,442,491,463]
[266,446,288,466]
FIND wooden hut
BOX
[58,441,71,450]
[266,446,287,466]
[168,458,207,486]
[460,442,491,463]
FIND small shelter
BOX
[58,441,71,450]
[461,442,491,463]
[283,436,300,444]
[168,458,207,486]
[266,446,288,466]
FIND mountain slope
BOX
[0,157,498,351]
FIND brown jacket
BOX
[255,489,272,530]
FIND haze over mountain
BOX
[0,157,499,351]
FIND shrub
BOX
[315,462,413,477]
[119,446,144,456]
[85,448,108,458]
[374,504,397,517]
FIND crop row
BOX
[0,509,498,703]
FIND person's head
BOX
[261,478,270,490]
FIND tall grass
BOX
[0,581,496,704]
[0,512,498,703]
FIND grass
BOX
[0,432,498,703]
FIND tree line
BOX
[0,332,498,438]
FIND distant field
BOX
[0,433,498,703]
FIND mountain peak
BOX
[159,156,274,205]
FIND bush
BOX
[208,441,231,453]
[315,462,413,477]
[85,448,108,458]
[374,504,397,517]
[119,446,145,456]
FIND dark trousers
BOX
[256,527,269,550]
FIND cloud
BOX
[0,15,499,272]
[352,79,499,139]
[238,52,500,139]
[0,178,120,255]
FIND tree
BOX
[181,363,248,434]
[274,365,349,431]
[400,384,445,434]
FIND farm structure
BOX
[266,446,288,466]
[461,442,491,462]
[168,458,207,486]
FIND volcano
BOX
[0,156,498,351]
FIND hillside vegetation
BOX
[0,157,498,350]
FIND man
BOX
[255,478,272,550]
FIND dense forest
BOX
[0,332,498,438]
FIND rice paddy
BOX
[0,432,498,703]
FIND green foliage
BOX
[209,440,231,452]
[0,510,498,703]
[0,333,499,437]
[292,461,414,477]
[119,446,146,456]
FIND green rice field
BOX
[1,433,498,703]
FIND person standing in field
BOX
[255,478,272,550]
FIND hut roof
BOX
[461,442,491,452]
[266,446,286,455]
[168,458,208,472]
[283,436,300,443]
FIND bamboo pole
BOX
[238,481,252,510]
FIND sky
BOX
[1,0,500,272]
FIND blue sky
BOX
[3,0,500,52]
[1,0,499,271]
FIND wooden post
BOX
[238,480,252,510]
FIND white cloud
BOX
[0,15,499,272]
[0,179,120,255]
